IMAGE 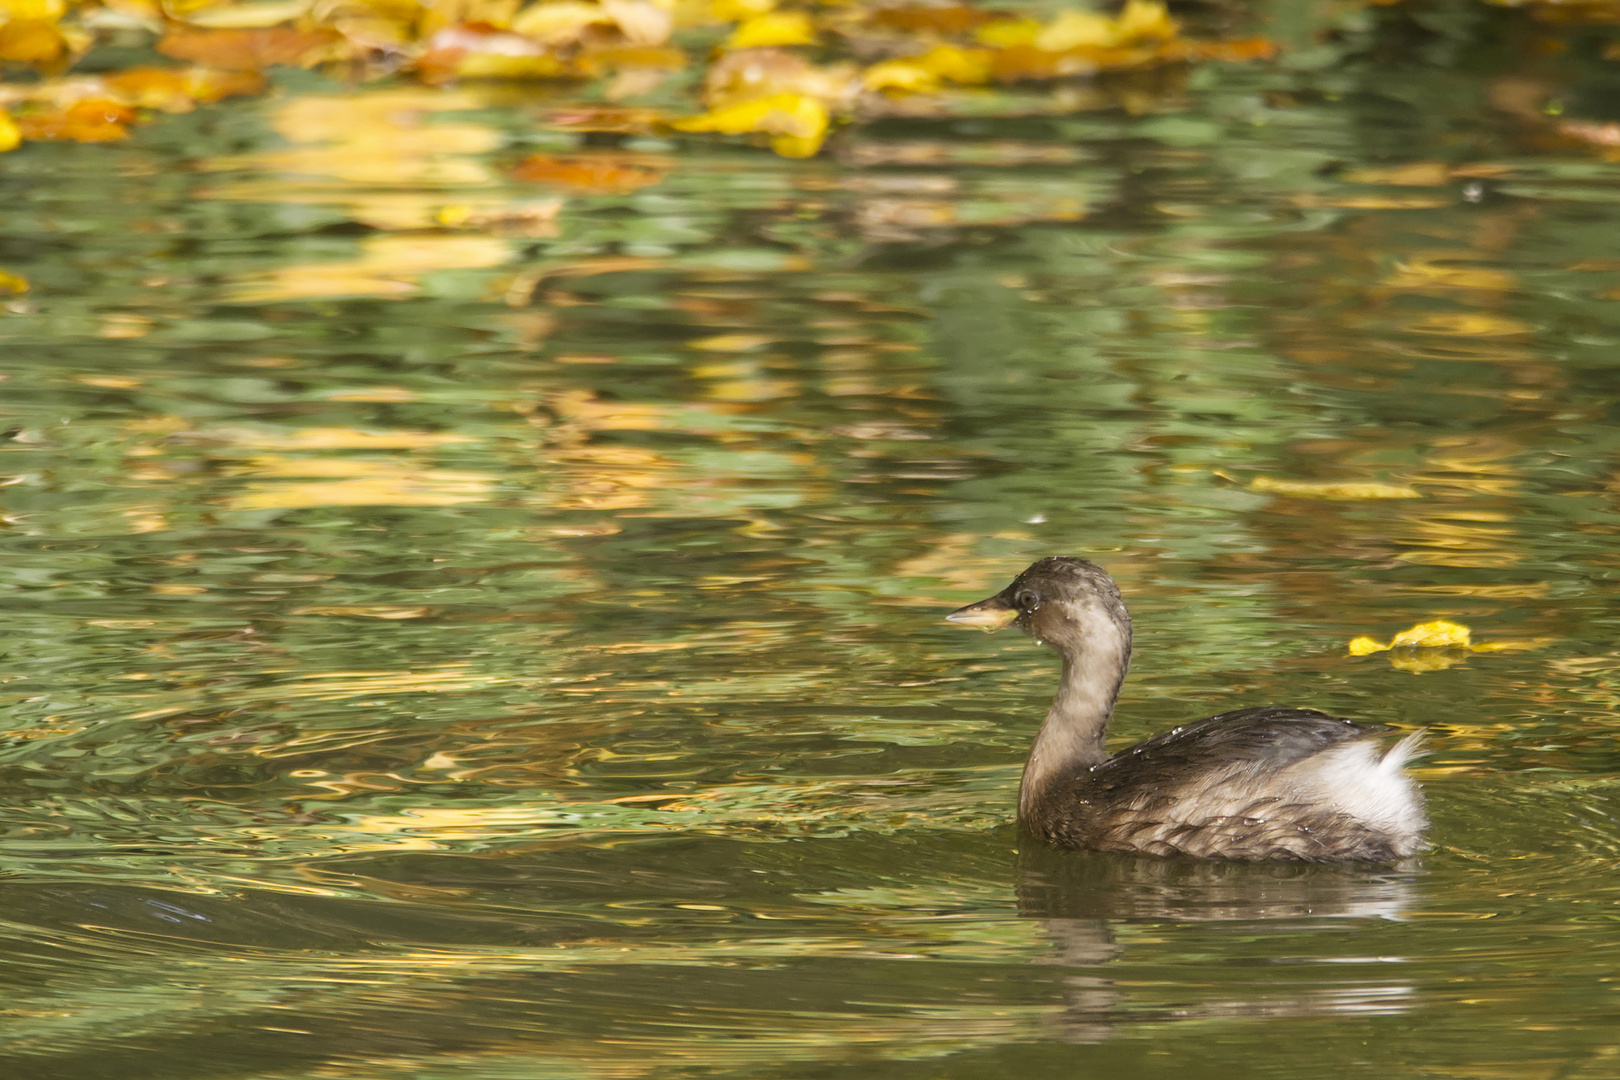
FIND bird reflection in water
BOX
[1014,845,1419,1043]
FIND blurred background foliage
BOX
[0,0,1614,156]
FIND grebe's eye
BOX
[1015,589,1040,612]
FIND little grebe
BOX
[949,557,1427,863]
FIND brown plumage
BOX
[948,557,1427,863]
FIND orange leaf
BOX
[511,153,668,192]
[157,26,338,71]
[103,66,266,111]
[0,18,67,64]
[17,99,137,142]
[989,44,1068,81]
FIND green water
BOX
[6,13,1620,1079]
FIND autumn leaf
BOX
[1349,620,1474,655]
[0,17,68,63]
[511,152,668,191]
[0,0,1283,159]
[872,5,994,36]
[0,108,18,152]
[673,92,828,156]
[864,44,991,93]
[1349,620,1549,672]
[704,47,858,109]
[508,0,612,42]
[157,26,339,70]
[417,24,572,82]
[103,66,266,111]
[725,10,814,49]
[16,98,136,141]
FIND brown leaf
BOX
[872,5,994,36]
[581,44,686,71]
[157,26,339,71]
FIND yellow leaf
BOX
[863,58,937,94]
[711,0,772,19]
[864,46,991,94]
[1115,0,1177,41]
[673,91,825,139]
[0,268,29,292]
[0,17,67,63]
[1035,10,1119,51]
[0,0,65,20]
[0,110,18,153]
[180,0,313,29]
[1249,476,1421,500]
[1350,619,1499,660]
[920,44,993,84]
[975,16,1040,48]
[725,10,813,48]
[1390,620,1472,649]
[769,131,821,157]
[510,1,614,43]
[1347,636,1387,657]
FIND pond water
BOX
[5,12,1620,1080]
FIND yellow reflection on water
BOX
[227,233,514,302]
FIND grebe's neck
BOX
[1018,610,1131,820]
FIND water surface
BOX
[5,16,1620,1079]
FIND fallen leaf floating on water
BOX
[1349,620,1473,655]
[1349,620,1552,672]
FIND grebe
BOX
[948,557,1427,863]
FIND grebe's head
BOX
[946,557,1131,657]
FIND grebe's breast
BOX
[1025,708,1427,863]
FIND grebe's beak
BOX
[946,594,1018,632]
